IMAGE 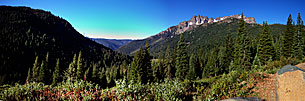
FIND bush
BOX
[0,79,189,100]
[0,82,47,100]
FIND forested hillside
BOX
[0,6,131,85]
[117,17,285,57]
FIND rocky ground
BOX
[251,73,276,101]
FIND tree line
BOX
[26,13,304,86]
[127,13,304,83]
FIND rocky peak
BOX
[153,14,256,37]
[189,15,209,25]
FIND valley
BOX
[0,1,305,100]
[91,38,133,50]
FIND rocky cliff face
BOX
[154,14,256,37]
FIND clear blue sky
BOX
[1,0,304,39]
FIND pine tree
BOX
[105,68,113,86]
[241,22,252,70]
[187,54,198,80]
[99,68,107,87]
[217,46,226,74]
[92,63,98,82]
[26,67,32,84]
[32,56,39,82]
[45,52,50,83]
[130,47,143,83]
[258,22,275,65]
[52,59,60,85]
[233,13,252,70]
[233,37,242,70]
[165,45,174,79]
[153,54,164,82]
[129,41,152,84]
[251,52,261,69]
[142,40,152,83]
[293,13,304,59]
[38,61,45,82]
[224,33,233,72]
[76,51,84,80]
[175,34,189,80]
[120,60,127,78]
[65,54,77,82]
[173,45,177,70]
[199,46,207,77]
[274,36,282,60]
[283,14,295,57]
[84,67,90,81]
[204,47,219,77]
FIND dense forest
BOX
[117,18,286,57]
[0,6,131,85]
[1,6,305,100]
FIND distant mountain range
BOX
[117,14,284,56]
[91,38,133,50]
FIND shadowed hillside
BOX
[0,6,131,84]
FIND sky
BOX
[1,0,305,39]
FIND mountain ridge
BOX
[0,6,131,84]
[117,14,259,55]
[150,14,256,38]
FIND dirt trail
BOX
[251,73,276,101]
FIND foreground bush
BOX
[0,79,189,100]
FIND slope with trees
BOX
[0,6,131,85]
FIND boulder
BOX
[276,65,305,101]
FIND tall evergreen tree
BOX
[223,33,233,72]
[84,68,90,81]
[187,54,198,80]
[99,68,107,87]
[120,60,127,78]
[38,61,45,82]
[258,22,275,64]
[173,45,177,69]
[76,51,84,80]
[274,35,282,60]
[283,14,295,57]
[26,67,32,84]
[204,47,219,77]
[233,37,242,69]
[130,47,143,83]
[293,13,304,59]
[45,52,50,83]
[233,13,252,70]
[142,40,152,83]
[165,45,174,79]
[217,46,226,74]
[153,53,164,82]
[52,59,60,85]
[175,34,189,80]
[32,56,39,82]
[65,54,77,82]
[92,63,98,82]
